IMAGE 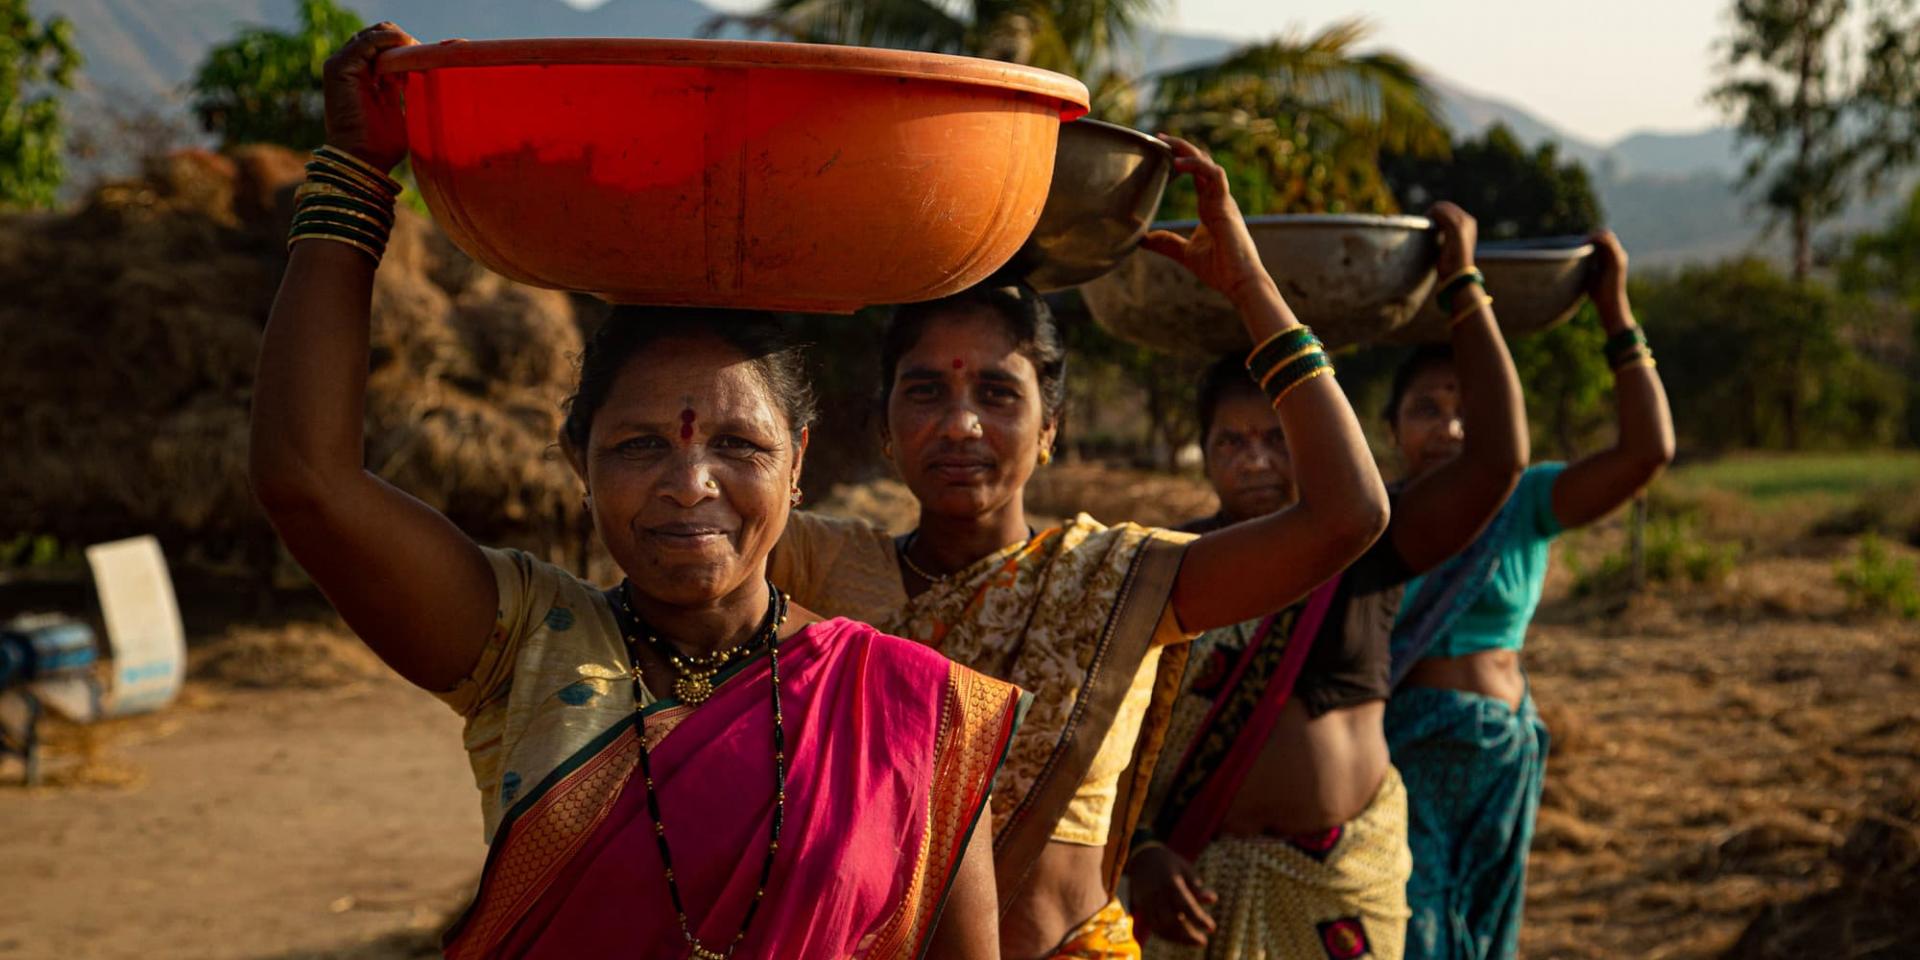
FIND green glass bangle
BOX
[1604,326,1648,359]
[1261,349,1332,404]
[1247,326,1321,376]
[1437,268,1487,313]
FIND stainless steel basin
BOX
[1012,119,1173,293]
[1389,236,1595,344]
[1079,213,1438,355]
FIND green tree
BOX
[1148,19,1450,216]
[1379,123,1609,457]
[190,0,364,149]
[0,0,80,209]
[708,0,1164,118]
[1836,183,1920,444]
[1382,123,1599,241]
[1633,258,1904,448]
[1711,0,1920,280]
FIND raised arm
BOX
[1389,204,1529,574]
[248,23,497,692]
[1146,137,1390,633]
[1549,231,1676,530]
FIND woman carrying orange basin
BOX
[251,24,1023,959]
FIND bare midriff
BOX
[998,841,1112,959]
[1402,648,1526,708]
[1217,698,1390,837]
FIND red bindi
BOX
[952,358,965,371]
[679,408,695,441]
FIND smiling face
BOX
[572,334,805,609]
[1204,388,1295,522]
[882,306,1055,522]
[1391,359,1465,481]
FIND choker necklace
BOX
[620,582,789,959]
[618,580,785,705]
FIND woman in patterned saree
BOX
[250,24,1022,959]
[770,137,1392,960]
[1127,203,1530,960]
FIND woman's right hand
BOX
[1142,135,1276,309]
[322,22,419,174]
[1428,201,1478,279]
[1126,845,1218,946]
[1587,230,1633,330]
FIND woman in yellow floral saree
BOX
[771,137,1392,960]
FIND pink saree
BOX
[442,617,1024,960]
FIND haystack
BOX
[0,145,589,582]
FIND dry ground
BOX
[3,466,1916,959]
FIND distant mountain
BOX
[55,0,1904,266]
[1607,127,1742,179]
[56,0,716,101]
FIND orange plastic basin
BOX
[376,39,1089,311]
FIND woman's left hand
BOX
[1142,135,1275,307]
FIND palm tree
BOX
[704,0,1163,118]
[711,5,1448,214]
[1147,19,1450,215]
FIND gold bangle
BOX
[288,231,383,263]
[1244,329,1290,368]
[1448,290,1494,328]
[1257,345,1323,390]
[1270,364,1337,408]
[315,146,403,194]
[1612,355,1656,375]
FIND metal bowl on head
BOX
[1010,119,1173,292]
[1390,236,1596,343]
[1079,213,1438,356]
[377,38,1088,312]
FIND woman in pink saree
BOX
[250,24,1021,959]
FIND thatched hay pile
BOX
[0,146,588,578]
[1723,779,1920,959]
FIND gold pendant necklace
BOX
[619,581,786,707]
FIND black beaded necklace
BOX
[616,580,788,960]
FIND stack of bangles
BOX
[1435,265,1493,328]
[1245,326,1334,408]
[1605,326,1655,373]
[286,145,402,264]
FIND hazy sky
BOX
[663,0,1729,145]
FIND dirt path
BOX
[1,563,1914,959]
[0,675,484,960]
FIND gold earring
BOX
[882,440,894,459]
[1038,448,1052,466]
[790,488,803,507]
